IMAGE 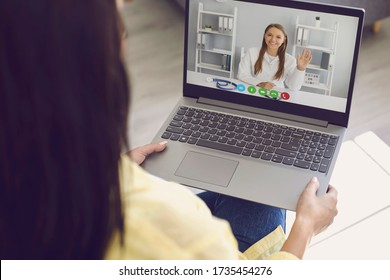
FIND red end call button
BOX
[281,92,290,100]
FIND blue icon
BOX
[237,84,246,92]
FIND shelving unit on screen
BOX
[292,16,339,96]
[195,2,237,78]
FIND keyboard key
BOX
[324,146,335,158]
[242,149,252,156]
[328,138,338,146]
[265,146,275,153]
[161,132,171,139]
[262,139,272,146]
[182,123,192,129]
[281,143,299,151]
[310,163,319,171]
[170,134,180,141]
[261,152,272,161]
[272,155,283,163]
[291,132,304,139]
[176,109,186,115]
[275,148,297,158]
[166,126,184,134]
[294,160,310,169]
[319,158,330,173]
[282,157,294,165]
[234,133,244,140]
[255,144,265,151]
[246,143,255,149]
[173,115,184,121]
[236,140,246,147]
[251,151,261,158]
[200,133,210,140]
[320,138,329,144]
[192,131,201,138]
[196,139,243,155]
[188,137,198,144]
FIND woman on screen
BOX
[238,23,312,91]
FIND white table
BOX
[287,131,390,259]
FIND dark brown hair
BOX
[0,0,129,259]
[254,23,288,80]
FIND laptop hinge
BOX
[197,97,328,127]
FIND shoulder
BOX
[247,47,260,55]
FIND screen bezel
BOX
[183,0,365,127]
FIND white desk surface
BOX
[305,206,390,259]
[187,71,347,112]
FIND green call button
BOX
[259,88,267,96]
[269,90,279,99]
[247,86,256,94]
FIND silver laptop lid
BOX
[183,0,364,127]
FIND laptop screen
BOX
[183,0,364,127]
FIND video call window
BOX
[186,0,359,113]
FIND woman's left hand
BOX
[126,141,167,165]
[297,49,312,71]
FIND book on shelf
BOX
[296,27,303,45]
[198,33,210,49]
[228,18,233,34]
[223,17,228,33]
[221,54,231,71]
[302,28,310,46]
[218,16,223,33]
[197,33,202,48]
[226,54,231,71]
[321,53,334,70]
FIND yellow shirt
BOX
[105,156,298,260]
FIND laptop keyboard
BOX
[161,106,338,173]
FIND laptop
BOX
[142,0,364,211]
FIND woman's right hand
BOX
[296,177,338,236]
[256,82,275,90]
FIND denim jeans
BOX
[197,191,286,253]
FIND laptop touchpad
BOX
[175,151,238,187]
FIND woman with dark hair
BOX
[238,23,312,91]
[0,0,337,260]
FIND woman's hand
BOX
[280,177,338,259]
[256,82,275,90]
[297,48,312,71]
[295,177,338,236]
[126,141,167,165]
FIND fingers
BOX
[257,82,275,90]
[302,48,311,57]
[138,141,167,156]
[297,49,312,63]
[304,49,312,62]
[305,176,320,194]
